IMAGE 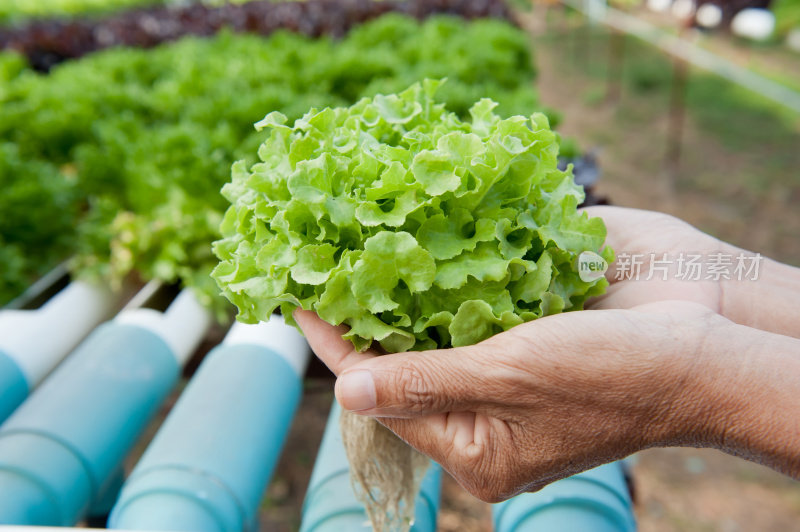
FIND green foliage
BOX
[0,143,78,303]
[213,81,611,352]
[0,52,26,81]
[0,15,540,307]
[773,0,800,35]
[557,136,581,159]
[336,14,538,118]
[607,0,642,9]
[0,0,165,23]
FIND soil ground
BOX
[522,8,800,268]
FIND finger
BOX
[586,281,650,310]
[334,346,491,417]
[377,413,468,461]
[581,205,649,286]
[580,206,630,287]
[378,412,504,502]
[373,415,457,475]
[379,415,448,456]
[582,205,657,253]
[293,310,375,375]
[587,253,722,312]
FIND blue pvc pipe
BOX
[89,467,125,520]
[301,401,442,532]
[0,350,29,425]
[492,461,636,532]
[108,343,304,531]
[0,322,179,526]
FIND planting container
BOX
[0,281,115,423]
[492,461,636,532]
[301,401,442,532]
[0,287,210,526]
[109,315,310,531]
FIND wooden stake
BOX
[606,28,626,104]
[665,56,688,189]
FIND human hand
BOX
[584,206,800,339]
[296,302,753,502]
[295,207,800,502]
[582,206,728,312]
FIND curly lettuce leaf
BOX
[213,81,612,351]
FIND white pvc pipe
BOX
[222,316,310,378]
[646,0,672,13]
[670,0,695,21]
[114,289,212,367]
[787,29,800,53]
[696,4,722,28]
[731,8,776,41]
[107,314,310,532]
[0,282,116,387]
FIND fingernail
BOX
[336,370,376,411]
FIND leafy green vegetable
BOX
[213,81,612,351]
[0,0,165,23]
[0,52,26,82]
[0,15,540,308]
[0,142,78,304]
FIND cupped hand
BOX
[294,206,800,500]
[295,301,734,502]
[582,206,729,312]
[584,206,798,339]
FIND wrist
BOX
[710,324,800,477]
[720,255,800,339]
[605,304,734,453]
[654,318,800,477]
[639,309,733,448]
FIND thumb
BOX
[335,347,483,418]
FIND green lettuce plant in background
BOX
[0,15,540,308]
[0,0,165,23]
[213,81,613,351]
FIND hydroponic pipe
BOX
[0,287,211,526]
[301,401,442,532]
[86,467,125,526]
[108,315,311,532]
[0,281,115,423]
[492,461,637,532]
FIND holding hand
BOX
[296,207,800,502]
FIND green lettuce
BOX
[0,142,78,304]
[0,0,164,23]
[213,81,613,351]
[1,16,540,307]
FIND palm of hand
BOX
[295,207,731,502]
[584,206,725,312]
[368,301,718,501]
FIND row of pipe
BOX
[0,284,211,526]
[0,280,637,531]
[0,281,116,423]
[109,316,310,531]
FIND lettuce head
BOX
[212,80,613,352]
